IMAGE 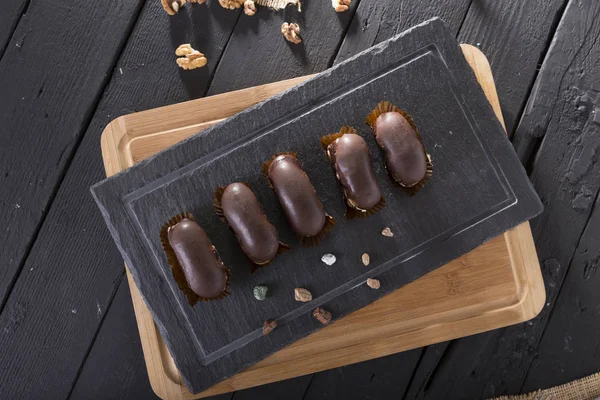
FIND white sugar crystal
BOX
[321,253,336,266]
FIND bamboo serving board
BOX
[100,45,545,399]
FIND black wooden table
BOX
[1,1,599,399]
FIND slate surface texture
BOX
[91,18,542,393]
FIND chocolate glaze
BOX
[374,112,427,187]
[168,219,228,299]
[268,155,326,237]
[221,183,280,264]
[329,134,382,210]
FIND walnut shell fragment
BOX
[162,0,186,15]
[263,319,277,335]
[294,288,312,302]
[255,0,300,11]
[219,0,244,9]
[313,307,332,325]
[244,0,256,15]
[281,22,301,44]
[331,0,350,12]
[175,44,208,70]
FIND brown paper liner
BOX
[345,195,386,219]
[365,101,433,195]
[261,151,298,188]
[213,184,290,273]
[160,212,230,306]
[299,214,335,247]
[397,154,433,196]
[321,126,386,218]
[365,101,419,132]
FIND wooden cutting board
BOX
[99,44,544,399]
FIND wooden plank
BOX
[334,0,471,64]
[0,2,241,399]
[521,190,600,393]
[206,0,358,96]
[232,376,312,400]
[519,1,600,392]
[405,1,600,397]
[0,0,27,57]
[301,349,422,400]
[0,0,145,310]
[457,0,567,135]
[69,278,159,400]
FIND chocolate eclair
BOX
[320,126,385,218]
[214,182,289,271]
[160,213,230,305]
[262,153,335,247]
[366,101,432,195]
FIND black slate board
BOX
[91,18,543,394]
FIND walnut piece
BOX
[313,307,332,325]
[281,22,301,44]
[331,0,350,12]
[366,278,380,289]
[263,319,277,335]
[175,43,194,57]
[219,0,244,9]
[244,0,257,15]
[189,0,206,3]
[361,253,370,266]
[294,288,312,302]
[162,0,186,15]
[175,44,208,70]
[255,0,300,11]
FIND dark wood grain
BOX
[401,342,449,399]
[401,1,600,398]
[457,0,567,135]
[518,1,600,391]
[69,278,159,400]
[0,0,27,57]
[206,0,357,95]
[0,0,145,311]
[512,0,599,162]
[233,375,312,400]
[302,349,422,400]
[334,0,471,64]
[521,191,600,393]
[0,2,240,399]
